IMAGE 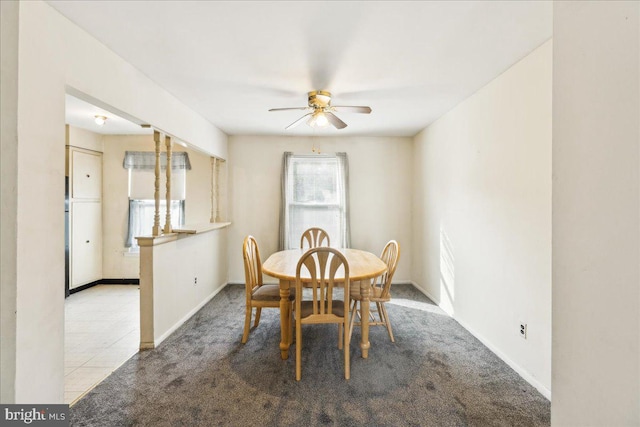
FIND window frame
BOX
[279,152,350,250]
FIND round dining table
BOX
[262,248,387,360]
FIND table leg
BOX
[279,280,292,360]
[359,280,371,358]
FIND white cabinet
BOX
[68,147,103,289]
[72,150,102,199]
[71,202,102,288]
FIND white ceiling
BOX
[50,1,552,137]
[65,94,152,135]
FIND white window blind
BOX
[126,200,184,248]
[128,169,186,200]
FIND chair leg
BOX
[376,302,384,321]
[344,319,350,380]
[242,306,252,344]
[338,323,343,350]
[254,307,262,327]
[381,303,395,343]
[289,302,294,345]
[295,319,302,381]
[348,301,358,341]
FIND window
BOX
[279,152,350,250]
[126,199,184,249]
[123,151,190,249]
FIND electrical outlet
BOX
[519,322,527,339]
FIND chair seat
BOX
[350,286,390,302]
[253,284,294,301]
[300,300,346,318]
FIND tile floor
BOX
[64,284,140,405]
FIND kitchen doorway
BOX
[64,92,150,404]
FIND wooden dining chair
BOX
[349,240,400,343]
[295,247,350,381]
[242,235,293,344]
[300,227,330,249]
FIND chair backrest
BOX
[300,227,330,249]
[376,240,400,298]
[242,235,263,298]
[296,247,349,320]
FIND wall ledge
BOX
[173,222,231,234]
[136,222,231,247]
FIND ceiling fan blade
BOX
[325,112,348,129]
[285,113,313,130]
[269,107,311,112]
[331,106,372,114]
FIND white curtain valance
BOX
[123,151,191,170]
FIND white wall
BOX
[228,135,413,284]
[3,0,227,403]
[183,146,220,225]
[102,134,214,279]
[139,228,228,347]
[0,0,19,404]
[66,125,103,153]
[102,135,141,279]
[412,41,552,396]
[552,2,639,425]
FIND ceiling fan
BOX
[269,90,372,130]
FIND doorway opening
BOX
[63,92,150,404]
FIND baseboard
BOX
[100,278,139,285]
[152,282,228,348]
[409,281,551,400]
[410,280,434,299]
[454,315,551,400]
[69,280,101,294]
[410,281,449,312]
[69,278,139,295]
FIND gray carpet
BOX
[71,284,550,426]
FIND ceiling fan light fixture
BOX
[309,111,329,128]
[94,115,107,126]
